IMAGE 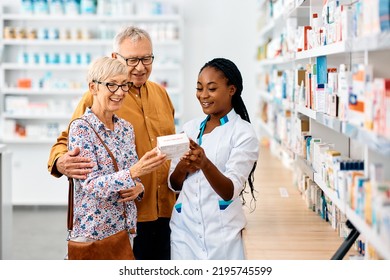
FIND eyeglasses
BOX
[115,53,154,67]
[93,80,132,93]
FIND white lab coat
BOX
[169,109,259,260]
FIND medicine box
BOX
[157,133,190,160]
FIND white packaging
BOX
[157,133,190,160]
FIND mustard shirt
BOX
[48,80,177,222]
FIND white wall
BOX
[180,0,258,125]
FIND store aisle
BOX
[243,144,348,260]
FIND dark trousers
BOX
[133,217,171,260]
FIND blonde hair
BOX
[87,56,128,83]
[113,25,152,53]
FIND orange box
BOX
[17,78,32,88]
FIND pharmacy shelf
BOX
[256,0,390,260]
[1,14,181,22]
[352,32,390,52]
[295,32,390,60]
[2,39,112,46]
[1,137,57,144]
[257,56,295,67]
[2,39,181,47]
[259,90,293,111]
[342,122,390,156]
[296,106,389,155]
[257,0,309,39]
[296,155,315,181]
[1,63,88,71]
[259,90,273,103]
[295,41,349,60]
[2,113,70,120]
[345,208,390,260]
[315,112,342,133]
[314,173,346,213]
[296,104,317,120]
[1,88,83,95]
[314,173,390,260]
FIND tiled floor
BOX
[11,206,67,260]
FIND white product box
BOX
[157,133,190,160]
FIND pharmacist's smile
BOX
[201,101,213,108]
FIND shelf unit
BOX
[256,0,390,259]
[0,0,184,205]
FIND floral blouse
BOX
[68,108,140,240]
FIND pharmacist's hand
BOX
[181,139,208,170]
[56,147,94,180]
[130,147,167,178]
[118,182,144,203]
[177,156,199,175]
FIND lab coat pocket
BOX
[174,202,182,213]
[218,199,246,233]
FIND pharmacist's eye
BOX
[208,88,216,91]
[196,87,202,91]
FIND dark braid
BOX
[200,58,258,209]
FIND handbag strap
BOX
[67,117,126,235]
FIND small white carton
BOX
[157,133,190,160]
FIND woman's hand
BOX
[182,139,234,201]
[130,147,167,178]
[181,139,210,170]
[118,182,144,202]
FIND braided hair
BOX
[200,58,258,208]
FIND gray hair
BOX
[113,25,153,53]
[87,56,128,83]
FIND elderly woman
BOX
[67,57,166,254]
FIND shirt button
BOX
[195,208,198,211]
[199,235,202,239]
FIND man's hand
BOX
[56,147,94,179]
